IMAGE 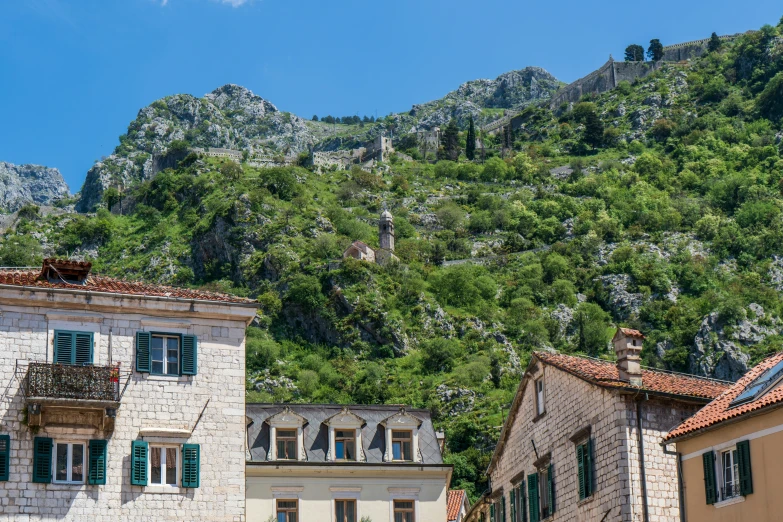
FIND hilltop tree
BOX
[466,116,476,160]
[312,115,319,121]
[708,32,722,53]
[440,119,460,161]
[624,44,645,61]
[647,39,664,61]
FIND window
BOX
[335,499,356,522]
[393,500,415,522]
[576,439,594,500]
[528,464,554,521]
[392,430,412,461]
[335,430,356,461]
[277,430,297,460]
[535,379,545,416]
[53,442,85,484]
[511,483,524,522]
[277,499,298,522]
[720,448,740,500]
[0,435,8,481]
[149,446,178,487]
[539,466,551,518]
[151,334,179,376]
[54,330,93,365]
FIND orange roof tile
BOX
[666,352,783,441]
[535,352,730,400]
[0,268,254,304]
[447,490,466,521]
[614,327,645,339]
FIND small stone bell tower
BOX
[379,209,395,252]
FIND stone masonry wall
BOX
[488,364,627,522]
[485,364,704,522]
[0,299,248,521]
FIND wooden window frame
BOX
[276,429,298,460]
[538,466,551,519]
[150,333,180,376]
[393,499,415,522]
[277,499,298,522]
[535,378,545,417]
[334,498,356,522]
[392,430,413,462]
[148,444,179,487]
[335,429,356,461]
[718,446,740,501]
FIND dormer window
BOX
[266,407,307,462]
[535,378,545,416]
[392,430,413,461]
[335,430,356,461]
[276,430,298,460]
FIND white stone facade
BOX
[0,285,256,520]
[473,359,704,522]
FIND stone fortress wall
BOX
[546,32,749,110]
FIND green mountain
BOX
[3,20,783,498]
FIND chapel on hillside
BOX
[343,209,399,266]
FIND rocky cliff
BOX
[0,162,69,213]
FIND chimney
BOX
[613,328,645,386]
[435,430,446,453]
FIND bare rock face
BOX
[0,162,69,212]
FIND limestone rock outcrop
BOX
[0,162,69,212]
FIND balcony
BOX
[20,362,130,432]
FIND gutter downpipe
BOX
[637,393,649,522]
[663,441,686,522]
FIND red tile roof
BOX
[615,327,644,339]
[535,352,730,400]
[447,490,466,521]
[666,351,783,441]
[0,268,254,304]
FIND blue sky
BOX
[0,0,780,193]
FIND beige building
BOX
[342,210,398,266]
[467,329,729,522]
[665,351,783,522]
[245,404,452,522]
[0,259,257,520]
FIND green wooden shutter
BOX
[130,440,148,486]
[586,438,594,497]
[136,332,151,373]
[490,502,495,522]
[510,488,516,522]
[88,439,107,485]
[181,335,197,375]
[702,451,717,504]
[75,332,94,365]
[577,444,586,500]
[737,440,753,496]
[33,437,52,483]
[548,463,555,514]
[0,435,9,481]
[54,331,74,364]
[502,495,507,522]
[520,483,527,522]
[527,474,539,522]
[182,443,200,488]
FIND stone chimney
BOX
[435,430,446,453]
[613,328,645,386]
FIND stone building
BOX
[245,404,452,522]
[342,210,399,266]
[665,351,783,521]
[467,328,730,522]
[416,127,441,153]
[0,259,257,521]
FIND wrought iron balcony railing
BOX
[24,362,127,403]
[720,483,741,501]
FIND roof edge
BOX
[665,398,783,443]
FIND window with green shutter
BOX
[88,439,107,485]
[547,463,555,515]
[527,474,539,522]
[736,440,753,496]
[54,330,93,365]
[135,332,151,373]
[182,444,200,488]
[585,438,594,497]
[576,439,594,500]
[130,440,148,486]
[33,437,53,483]
[702,451,717,505]
[0,435,9,481]
[501,495,506,522]
[510,489,516,522]
[490,502,495,522]
[181,334,197,375]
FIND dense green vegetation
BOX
[3,21,783,499]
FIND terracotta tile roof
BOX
[0,267,254,304]
[615,327,644,338]
[447,490,466,521]
[666,352,783,441]
[534,352,730,400]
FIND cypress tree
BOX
[466,116,476,160]
[708,32,722,53]
[647,39,664,61]
[442,119,460,161]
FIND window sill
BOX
[48,483,87,489]
[144,486,185,494]
[714,495,745,508]
[532,412,547,423]
[144,374,189,382]
[578,493,596,507]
